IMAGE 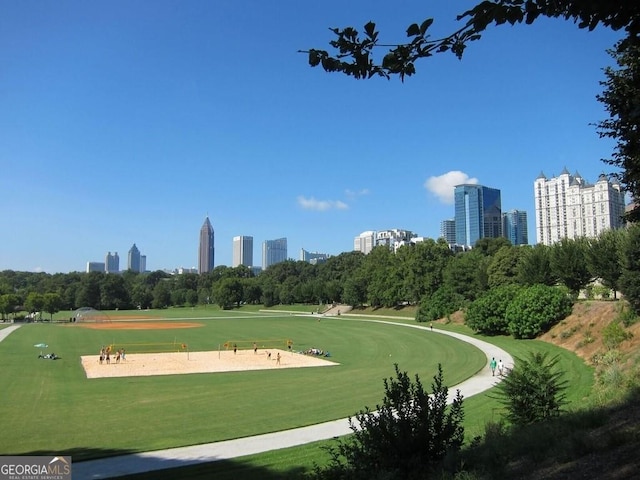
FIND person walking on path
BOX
[489,357,497,376]
[498,359,504,376]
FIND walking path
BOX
[0,319,513,480]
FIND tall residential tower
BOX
[534,169,626,245]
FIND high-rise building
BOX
[262,238,287,269]
[534,169,626,245]
[86,261,105,273]
[128,243,142,273]
[502,209,529,245]
[300,248,329,264]
[354,231,376,254]
[105,252,119,273]
[454,184,502,248]
[232,235,253,267]
[440,219,456,244]
[199,216,215,274]
[140,255,147,273]
[377,229,418,252]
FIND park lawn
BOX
[0,311,484,461]
[112,321,595,480]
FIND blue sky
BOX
[0,1,627,273]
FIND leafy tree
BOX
[314,364,464,480]
[505,284,573,339]
[474,237,512,257]
[42,293,63,321]
[442,250,489,302]
[619,223,640,314]
[487,245,524,288]
[214,278,243,309]
[398,238,453,304]
[0,294,21,321]
[24,292,45,319]
[416,285,466,323]
[586,228,624,299]
[496,352,568,426]
[549,238,592,295]
[100,274,131,310]
[151,280,171,309]
[597,39,640,222]
[465,284,523,335]
[75,272,103,309]
[517,244,557,286]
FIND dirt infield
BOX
[80,349,338,378]
[76,322,203,330]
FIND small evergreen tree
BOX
[496,352,568,427]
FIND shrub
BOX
[505,284,573,339]
[495,352,568,426]
[313,364,464,480]
[416,286,466,323]
[464,284,523,335]
[602,321,633,350]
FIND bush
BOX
[416,286,466,323]
[602,321,633,350]
[313,364,464,480]
[505,284,573,339]
[495,352,568,426]
[464,284,523,335]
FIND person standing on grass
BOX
[489,357,497,376]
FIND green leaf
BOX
[419,18,434,35]
[364,21,376,38]
[406,23,420,37]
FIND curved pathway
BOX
[0,319,513,480]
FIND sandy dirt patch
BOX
[80,349,338,379]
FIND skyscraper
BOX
[199,216,215,274]
[534,169,626,245]
[232,235,253,267]
[353,231,376,254]
[502,209,529,245]
[128,243,141,273]
[454,184,502,248]
[262,238,287,270]
[105,252,119,273]
[440,219,456,244]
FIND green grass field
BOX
[0,308,487,462]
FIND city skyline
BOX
[1,1,630,273]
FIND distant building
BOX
[454,184,502,248]
[86,262,105,273]
[300,248,329,264]
[502,209,529,245]
[105,252,119,273]
[534,168,626,245]
[128,243,142,273]
[354,231,376,254]
[440,219,456,244]
[262,238,287,269]
[232,235,254,267]
[140,255,147,273]
[199,216,215,274]
[377,229,418,252]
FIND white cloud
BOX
[345,188,370,198]
[424,171,479,205]
[297,196,349,211]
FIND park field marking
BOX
[80,348,338,378]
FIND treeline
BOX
[1,224,639,320]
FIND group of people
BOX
[305,347,329,357]
[99,345,125,365]
[489,357,505,377]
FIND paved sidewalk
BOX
[73,319,513,480]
